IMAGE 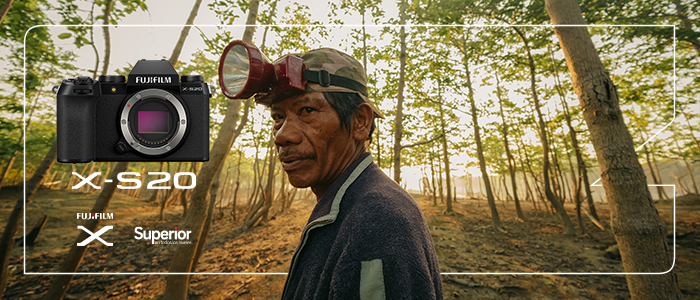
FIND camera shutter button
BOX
[75,76,94,85]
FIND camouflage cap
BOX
[300,48,385,119]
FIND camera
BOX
[55,59,211,163]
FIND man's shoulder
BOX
[342,163,425,225]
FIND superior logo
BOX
[134,76,172,84]
[134,227,192,245]
[77,213,113,220]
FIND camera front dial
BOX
[120,88,188,156]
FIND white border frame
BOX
[23,24,677,275]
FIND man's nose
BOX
[274,119,302,147]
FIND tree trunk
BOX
[169,0,203,68]
[0,0,14,24]
[438,83,453,214]
[516,26,576,235]
[545,0,682,297]
[462,43,503,230]
[190,166,224,273]
[163,1,255,294]
[430,149,437,206]
[650,147,670,199]
[494,69,524,220]
[241,133,275,229]
[673,135,699,194]
[100,0,114,76]
[148,162,165,203]
[43,162,128,300]
[549,44,602,223]
[0,142,56,295]
[642,143,665,200]
[392,0,406,183]
[0,87,46,193]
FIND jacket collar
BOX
[306,152,374,224]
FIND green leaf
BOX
[57,32,72,39]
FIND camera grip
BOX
[56,92,98,163]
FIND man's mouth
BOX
[278,153,316,171]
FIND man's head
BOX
[267,48,383,196]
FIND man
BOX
[261,47,443,300]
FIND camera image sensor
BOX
[138,111,169,133]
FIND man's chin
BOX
[286,174,313,189]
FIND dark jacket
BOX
[281,153,443,300]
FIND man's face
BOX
[270,92,358,191]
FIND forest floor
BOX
[1,186,699,299]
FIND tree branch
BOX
[401,133,443,149]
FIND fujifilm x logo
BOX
[77,213,113,220]
[135,76,172,84]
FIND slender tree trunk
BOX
[437,151,444,204]
[190,166,223,273]
[43,162,128,300]
[549,45,601,224]
[0,0,14,24]
[545,1,682,297]
[495,69,524,220]
[430,149,437,206]
[643,143,665,200]
[678,107,700,152]
[0,142,56,295]
[1,87,45,193]
[517,27,576,235]
[438,83,453,214]
[169,0,203,68]
[673,135,699,194]
[462,42,503,230]
[241,133,275,229]
[100,0,114,76]
[650,148,670,199]
[163,0,254,295]
[148,162,165,203]
[392,0,406,183]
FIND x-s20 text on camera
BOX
[54,59,213,163]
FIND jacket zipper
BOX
[281,218,334,299]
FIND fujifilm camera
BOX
[55,59,211,163]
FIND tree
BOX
[545,0,682,298]
[459,30,504,231]
[494,66,525,220]
[42,161,128,300]
[515,25,576,236]
[0,142,56,295]
[392,0,407,183]
[163,0,258,298]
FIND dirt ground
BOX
[1,186,699,299]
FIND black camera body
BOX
[56,59,211,163]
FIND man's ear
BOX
[351,103,373,142]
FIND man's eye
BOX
[272,114,284,121]
[302,107,314,114]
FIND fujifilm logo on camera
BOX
[134,76,172,84]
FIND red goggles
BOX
[217,40,368,104]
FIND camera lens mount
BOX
[120,88,188,156]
